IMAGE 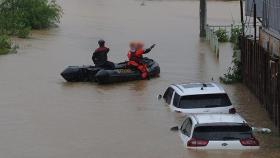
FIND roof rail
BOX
[212,83,224,91]
[193,115,199,124]
[171,84,184,92]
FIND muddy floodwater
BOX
[0,0,279,157]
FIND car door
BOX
[171,92,184,112]
[180,118,193,147]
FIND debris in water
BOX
[157,94,162,100]
[170,126,179,131]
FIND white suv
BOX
[163,82,234,114]
[179,114,260,150]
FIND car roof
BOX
[190,114,246,125]
[170,82,225,96]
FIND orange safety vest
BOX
[127,49,144,62]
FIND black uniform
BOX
[92,47,114,69]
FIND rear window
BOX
[193,124,253,141]
[175,93,232,109]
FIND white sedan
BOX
[179,113,260,150]
[163,83,235,114]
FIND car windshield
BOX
[193,124,253,141]
[178,93,232,109]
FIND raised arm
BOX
[144,44,156,54]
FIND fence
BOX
[206,24,243,58]
[206,25,219,57]
[241,37,280,131]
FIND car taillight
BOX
[240,137,259,146]
[187,138,209,147]
[229,108,236,114]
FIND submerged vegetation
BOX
[230,27,242,43]
[0,0,63,54]
[0,35,11,54]
[0,0,63,36]
[220,26,242,84]
[215,28,228,42]
[219,47,242,84]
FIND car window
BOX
[173,92,180,106]
[193,124,253,140]
[181,118,192,136]
[163,87,174,104]
[177,93,232,109]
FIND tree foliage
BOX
[0,0,63,37]
[0,35,11,54]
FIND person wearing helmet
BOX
[92,40,115,69]
[127,41,156,79]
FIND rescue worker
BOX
[127,41,156,79]
[92,40,115,69]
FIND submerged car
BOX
[179,114,260,150]
[163,82,235,114]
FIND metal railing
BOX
[205,24,258,58]
[206,25,219,57]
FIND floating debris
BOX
[157,94,162,100]
[170,126,179,132]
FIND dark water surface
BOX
[0,0,279,157]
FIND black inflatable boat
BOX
[61,57,160,83]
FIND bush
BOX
[0,35,12,54]
[17,27,31,38]
[220,39,242,84]
[0,0,63,38]
[215,28,228,42]
[230,27,242,43]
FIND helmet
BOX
[98,39,105,46]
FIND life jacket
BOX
[92,47,109,66]
[127,49,144,62]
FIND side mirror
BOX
[170,126,179,132]
[252,127,272,134]
[157,94,162,100]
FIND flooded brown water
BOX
[0,0,279,157]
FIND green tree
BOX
[0,35,11,54]
[0,0,63,37]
